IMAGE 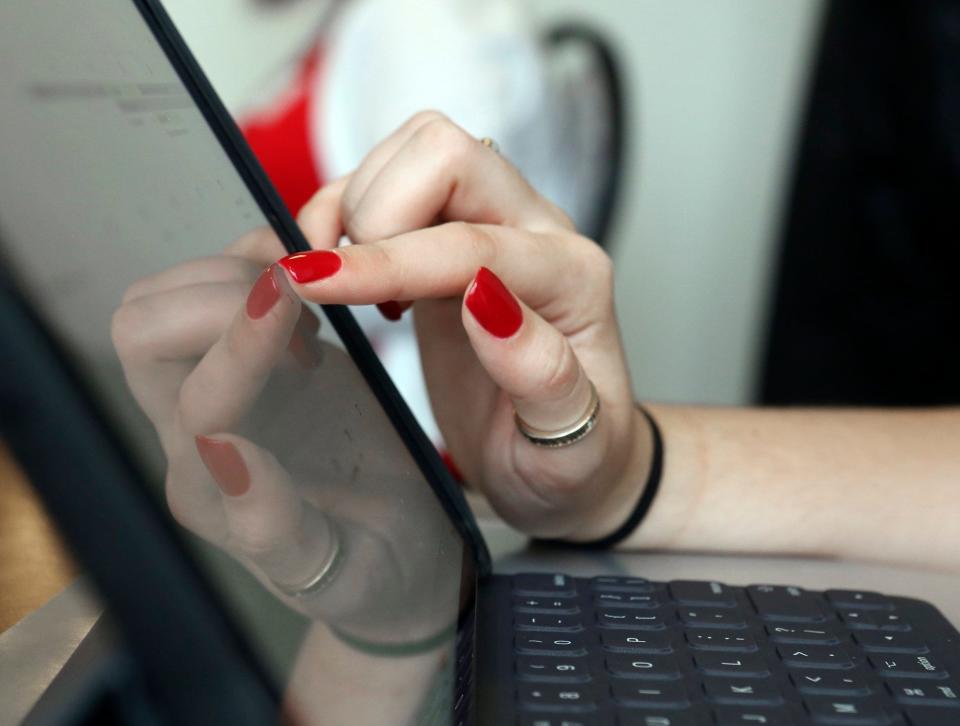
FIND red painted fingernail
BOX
[377,300,404,321]
[465,267,522,338]
[195,436,250,497]
[278,250,342,283]
[246,265,282,320]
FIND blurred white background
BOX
[164,0,824,406]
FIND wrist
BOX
[562,404,658,544]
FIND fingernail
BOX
[278,250,342,283]
[465,267,522,338]
[195,436,250,497]
[246,265,282,320]
[377,300,403,321]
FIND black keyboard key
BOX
[601,630,673,653]
[840,610,910,632]
[825,590,895,611]
[748,585,827,623]
[518,684,596,712]
[514,596,581,614]
[703,677,784,705]
[591,576,654,593]
[515,614,584,632]
[678,607,747,629]
[686,630,757,652]
[777,645,855,670]
[516,633,588,656]
[767,625,841,646]
[792,671,873,696]
[853,631,928,654]
[515,573,578,597]
[887,680,960,707]
[605,653,682,680]
[517,656,592,683]
[597,609,667,630]
[617,710,698,726]
[712,706,794,725]
[803,696,889,724]
[903,705,960,726]
[595,592,661,609]
[869,654,950,680]
[611,679,690,707]
[693,652,771,678]
[519,717,598,726]
[668,580,737,607]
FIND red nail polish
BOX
[195,436,250,497]
[246,265,282,320]
[278,250,342,283]
[465,267,522,338]
[377,300,403,321]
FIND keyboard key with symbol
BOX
[515,614,583,632]
[514,573,578,597]
[840,610,910,631]
[702,677,783,705]
[617,711,698,726]
[678,607,746,629]
[777,645,855,670]
[802,696,888,724]
[515,633,588,656]
[869,654,949,679]
[605,653,682,680]
[668,580,737,608]
[791,671,872,696]
[517,656,592,683]
[694,652,771,678]
[686,630,758,652]
[591,576,654,593]
[611,679,690,707]
[766,625,840,646]
[600,630,673,653]
[712,706,793,725]
[825,590,895,611]
[597,609,666,630]
[518,684,596,712]
[886,681,960,707]
[514,596,581,614]
[853,630,928,654]
[747,585,827,623]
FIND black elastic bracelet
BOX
[538,405,663,550]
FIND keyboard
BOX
[476,574,960,726]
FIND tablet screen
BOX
[0,2,472,723]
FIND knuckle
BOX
[540,339,580,400]
[405,109,448,130]
[449,221,497,266]
[414,118,474,165]
[110,301,147,360]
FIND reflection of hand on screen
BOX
[111,228,460,646]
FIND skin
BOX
[114,110,960,587]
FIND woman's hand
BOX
[283,111,652,541]
[111,238,462,639]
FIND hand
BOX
[111,232,461,642]
[283,111,651,540]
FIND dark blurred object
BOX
[762,0,960,406]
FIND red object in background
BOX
[240,48,326,217]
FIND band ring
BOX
[479,136,500,154]
[515,381,601,448]
[273,518,344,599]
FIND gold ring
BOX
[515,381,601,448]
[479,137,500,154]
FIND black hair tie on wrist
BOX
[537,404,663,550]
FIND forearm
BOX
[624,405,960,571]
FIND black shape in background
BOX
[761,0,960,406]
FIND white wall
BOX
[164,0,824,405]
